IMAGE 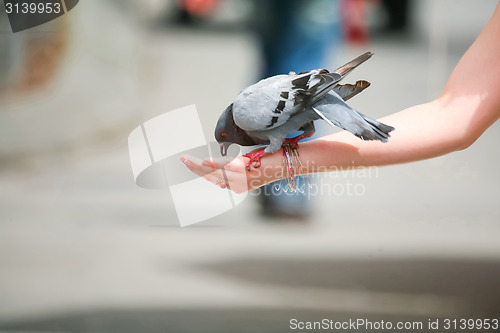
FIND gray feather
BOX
[333,51,373,77]
[311,91,394,142]
[332,80,371,101]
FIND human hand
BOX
[180,147,286,193]
[179,154,252,194]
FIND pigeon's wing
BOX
[231,75,294,131]
[233,70,343,131]
[292,51,373,106]
[289,69,343,111]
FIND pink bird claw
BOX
[283,137,301,149]
[243,149,266,171]
[283,131,314,149]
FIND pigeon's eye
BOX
[221,132,227,137]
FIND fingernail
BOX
[202,160,211,166]
[183,159,192,166]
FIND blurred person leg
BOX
[253,0,341,219]
[382,0,411,33]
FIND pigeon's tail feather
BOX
[333,52,373,78]
[312,92,394,143]
[355,112,395,142]
[333,80,371,101]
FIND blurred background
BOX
[1,0,500,332]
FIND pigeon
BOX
[214,52,394,171]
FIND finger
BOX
[180,155,214,178]
[181,156,228,187]
[201,168,229,189]
[180,154,205,165]
[201,157,231,169]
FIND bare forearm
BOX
[301,99,474,171]
[255,99,465,181]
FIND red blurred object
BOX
[340,0,369,45]
[179,0,219,17]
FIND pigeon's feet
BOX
[243,149,267,171]
[283,132,314,149]
[283,136,302,149]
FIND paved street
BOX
[1,0,500,332]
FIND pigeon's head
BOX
[215,103,255,156]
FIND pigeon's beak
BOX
[219,142,230,157]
